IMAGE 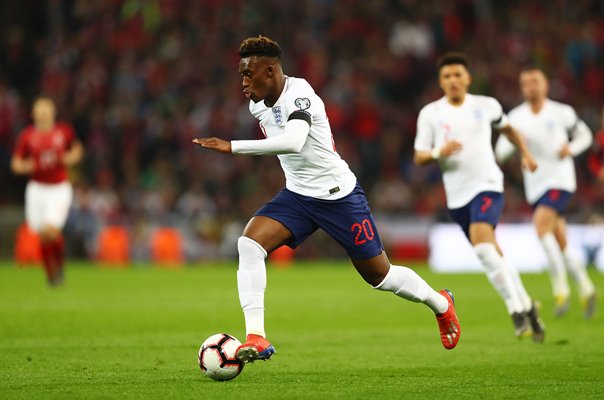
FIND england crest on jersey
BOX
[272,106,283,125]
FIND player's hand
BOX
[12,157,36,175]
[521,155,538,172]
[192,137,232,154]
[558,144,572,159]
[62,151,77,167]
[440,140,463,157]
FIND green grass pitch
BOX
[0,261,602,399]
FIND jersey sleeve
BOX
[12,130,30,158]
[414,106,434,151]
[561,104,579,132]
[283,80,320,126]
[488,98,509,129]
[60,123,77,147]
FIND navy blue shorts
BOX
[532,189,572,214]
[448,191,504,239]
[255,182,384,260]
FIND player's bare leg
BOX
[555,218,596,318]
[39,224,64,286]
[469,223,542,339]
[534,206,571,316]
[356,252,460,349]
[235,216,291,363]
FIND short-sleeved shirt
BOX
[414,94,508,208]
[502,100,580,203]
[248,76,357,200]
[13,123,76,184]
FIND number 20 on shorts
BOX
[351,219,375,245]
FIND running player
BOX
[495,67,596,318]
[11,97,83,286]
[414,53,545,341]
[193,36,461,363]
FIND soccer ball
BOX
[198,333,244,381]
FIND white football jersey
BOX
[248,76,357,199]
[415,94,508,209]
[497,99,588,204]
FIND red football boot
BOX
[435,289,461,350]
[236,334,276,363]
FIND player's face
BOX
[239,57,272,103]
[32,99,56,126]
[439,64,471,103]
[519,70,548,103]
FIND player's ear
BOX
[266,63,275,78]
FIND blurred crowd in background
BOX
[1,0,604,261]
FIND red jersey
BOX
[12,123,76,184]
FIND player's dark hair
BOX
[519,63,547,75]
[33,95,55,105]
[436,52,470,71]
[239,35,282,60]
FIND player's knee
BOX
[351,251,389,286]
[365,269,388,287]
[533,208,556,237]
[237,236,268,264]
[39,226,59,242]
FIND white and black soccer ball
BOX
[198,333,244,381]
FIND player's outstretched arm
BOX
[499,124,537,172]
[192,137,232,154]
[194,119,310,156]
[414,140,463,165]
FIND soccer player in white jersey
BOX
[193,36,461,363]
[495,67,596,318]
[414,53,545,341]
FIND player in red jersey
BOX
[11,97,84,286]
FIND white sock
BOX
[540,233,570,298]
[562,247,595,298]
[374,264,448,314]
[505,260,533,311]
[474,243,524,314]
[237,236,267,337]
